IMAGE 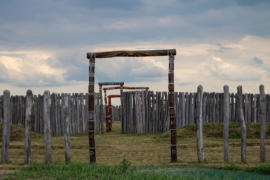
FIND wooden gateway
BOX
[86,49,177,163]
[98,82,124,134]
[103,86,149,132]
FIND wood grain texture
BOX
[63,94,71,163]
[237,86,246,163]
[1,90,10,163]
[87,49,176,59]
[223,85,229,162]
[24,90,33,164]
[196,85,204,162]
[259,85,266,162]
[168,55,177,162]
[88,56,96,163]
[98,82,124,86]
[43,90,52,164]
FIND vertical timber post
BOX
[25,90,33,164]
[1,90,11,163]
[120,83,124,133]
[63,94,71,163]
[169,53,177,162]
[259,84,266,162]
[43,90,52,164]
[99,84,104,134]
[223,85,230,162]
[88,54,96,163]
[196,85,204,162]
[108,96,112,131]
[104,89,109,132]
[237,86,246,163]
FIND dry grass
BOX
[0,122,270,170]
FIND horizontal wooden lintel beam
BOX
[98,82,124,86]
[87,49,176,59]
[108,95,121,98]
[103,86,149,91]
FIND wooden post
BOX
[196,85,204,162]
[237,86,246,163]
[120,84,124,133]
[63,94,71,163]
[1,90,11,163]
[99,84,104,134]
[108,96,112,131]
[259,85,266,162]
[223,85,229,162]
[169,54,177,162]
[88,54,96,163]
[24,90,33,164]
[43,90,52,164]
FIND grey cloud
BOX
[0,0,270,50]
[252,57,264,65]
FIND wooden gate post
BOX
[223,85,230,162]
[120,83,124,133]
[43,90,52,164]
[196,85,204,162]
[88,54,96,163]
[99,84,104,134]
[1,90,11,163]
[25,90,33,164]
[259,85,266,162]
[237,86,246,163]
[168,53,177,162]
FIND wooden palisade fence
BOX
[1,89,270,135]
[0,84,269,164]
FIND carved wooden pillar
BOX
[169,54,177,162]
[88,54,96,163]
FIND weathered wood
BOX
[169,55,177,162]
[87,49,176,59]
[98,82,124,86]
[43,90,52,164]
[237,86,246,163]
[24,90,33,164]
[259,85,266,162]
[1,90,11,163]
[99,84,104,134]
[120,84,124,133]
[63,94,71,163]
[0,95,3,124]
[88,55,96,163]
[223,85,229,162]
[180,93,186,127]
[196,85,204,162]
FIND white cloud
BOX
[0,50,66,86]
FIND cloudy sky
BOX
[0,0,270,96]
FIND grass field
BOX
[4,162,270,180]
[1,121,270,178]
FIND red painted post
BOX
[108,95,120,131]
[103,86,149,132]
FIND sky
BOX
[0,0,270,99]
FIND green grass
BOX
[2,122,270,177]
[139,165,270,180]
[5,163,196,180]
[5,162,270,180]
[160,122,270,139]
